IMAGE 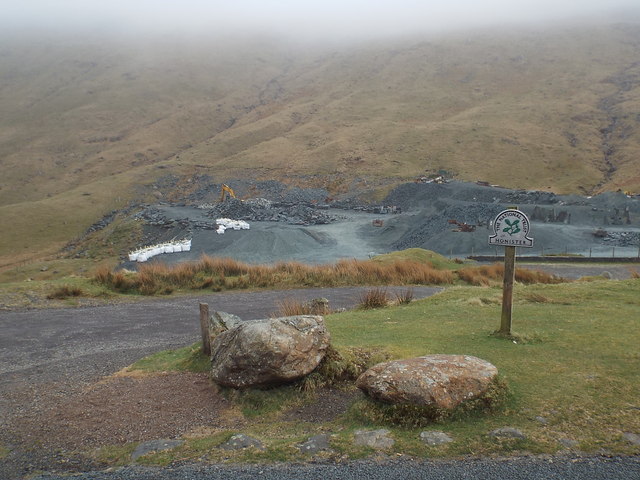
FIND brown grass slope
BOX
[1,23,640,263]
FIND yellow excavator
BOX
[219,184,236,202]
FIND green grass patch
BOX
[127,343,210,373]
[0,272,116,309]
[0,444,10,460]
[371,248,460,270]
[103,278,640,465]
[93,443,137,466]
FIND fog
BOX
[4,0,640,41]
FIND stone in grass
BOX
[622,432,640,446]
[534,416,548,425]
[353,429,395,449]
[220,434,264,451]
[131,439,184,461]
[420,431,454,446]
[297,434,331,454]
[488,427,527,440]
[558,438,579,448]
[356,355,498,410]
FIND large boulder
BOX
[356,354,498,410]
[210,315,330,389]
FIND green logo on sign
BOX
[502,219,521,236]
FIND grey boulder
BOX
[211,315,330,389]
[356,354,498,409]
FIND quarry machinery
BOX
[448,219,476,232]
[219,184,236,202]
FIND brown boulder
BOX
[211,315,330,389]
[356,354,498,410]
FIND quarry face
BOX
[120,180,640,267]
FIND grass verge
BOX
[109,277,639,465]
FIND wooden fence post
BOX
[199,303,211,356]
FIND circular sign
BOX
[488,209,534,248]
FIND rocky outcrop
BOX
[356,354,498,410]
[210,315,330,389]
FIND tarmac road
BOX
[29,456,640,480]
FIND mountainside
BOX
[1,23,640,264]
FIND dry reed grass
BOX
[394,288,414,305]
[274,298,315,316]
[93,254,454,295]
[457,263,565,286]
[93,255,564,295]
[358,288,390,309]
[46,284,86,299]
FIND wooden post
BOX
[499,246,516,336]
[199,303,211,356]
[498,205,518,337]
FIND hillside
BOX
[1,22,640,264]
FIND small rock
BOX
[131,439,184,461]
[419,431,453,446]
[220,434,264,451]
[622,432,640,446]
[488,427,527,439]
[558,438,579,448]
[297,434,331,454]
[535,416,548,425]
[307,298,330,314]
[354,429,395,449]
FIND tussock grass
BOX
[523,292,551,303]
[46,284,86,299]
[274,298,316,316]
[457,263,565,286]
[394,288,414,305]
[93,254,455,295]
[358,288,390,309]
[92,253,567,296]
[274,297,331,316]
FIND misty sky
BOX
[5,0,640,40]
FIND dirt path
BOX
[0,286,440,479]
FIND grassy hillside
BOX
[1,23,640,264]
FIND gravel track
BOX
[0,286,441,385]
[1,286,440,479]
